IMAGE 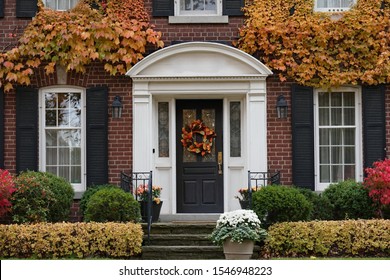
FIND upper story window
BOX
[177,0,220,16]
[153,0,243,24]
[44,0,79,11]
[315,0,356,12]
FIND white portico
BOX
[127,42,272,219]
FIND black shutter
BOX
[223,0,244,16]
[16,0,37,18]
[291,84,314,189]
[0,0,4,18]
[153,0,174,16]
[362,85,386,169]
[16,87,38,173]
[0,88,4,168]
[86,86,108,187]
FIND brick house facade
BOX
[1,0,389,221]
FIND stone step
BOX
[142,222,216,235]
[141,245,225,260]
[144,234,214,246]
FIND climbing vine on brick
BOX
[0,0,163,91]
[237,0,390,89]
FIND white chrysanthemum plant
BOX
[210,209,267,246]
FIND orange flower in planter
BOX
[235,186,261,201]
[136,184,162,204]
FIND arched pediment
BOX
[127,42,272,80]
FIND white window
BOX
[39,88,86,192]
[44,0,79,11]
[315,0,356,12]
[314,87,362,191]
[177,0,220,16]
[170,0,227,23]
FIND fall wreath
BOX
[181,119,217,156]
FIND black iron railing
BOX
[247,170,280,208]
[120,170,153,244]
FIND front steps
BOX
[139,223,261,260]
[140,223,223,259]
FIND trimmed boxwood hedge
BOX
[79,184,120,215]
[84,187,141,222]
[322,180,377,220]
[264,220,390,258]
[252,185,313,228]
[0,222,143,259]
[11,171,74,223]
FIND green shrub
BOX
[84,187,141,222]
[79,184,119,215]
[0,222,143,259]
[322,180,376,220]
[264,220,390,258]
[43,172,74,222]
[252,185,313,228]
[11,171,56,223]
[296,187,333,220]
[11,171,74,223]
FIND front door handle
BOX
[218,152,223,175]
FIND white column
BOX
[132,81,152,172]
[247,80,268,173]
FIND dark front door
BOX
[176,100,223,213]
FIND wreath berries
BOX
[181,119,217,156]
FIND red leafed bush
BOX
[0,169,16,217]
[364,159,390,217]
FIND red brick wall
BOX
[2,1,390,223]
[266,76,293,186]
[144,0,244,46]
[0,0,30,52]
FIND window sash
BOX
[315,0,356,12]
[44,0,79,11]
[315,88,361,190]
[176,0,221,16]
[40,89,85,192]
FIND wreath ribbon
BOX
[181,119,217,156]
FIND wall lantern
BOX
[276,95,288,119]
[112,96,123,119]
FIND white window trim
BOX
[43,0,79,11]
[169,0,228,24]
[39,86,86,193]
[314,86,363,191]
[314,0,357,13]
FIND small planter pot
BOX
[239,200,250,209]
[139,201,163,222]
[223,238,254,260]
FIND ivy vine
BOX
[237,0,390,89]
[0,0,163,91]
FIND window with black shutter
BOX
[16,87,39,173]
[0,0,4,18]
[362,85,386,169]
[291,84,315,190]
[16,0,38,18]
[223,0,244,16]
[152,0,244,17]
[0,88,4,168]
[86,86,108,187]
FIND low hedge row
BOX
[0,222,143,259]
[264,220,390,258]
